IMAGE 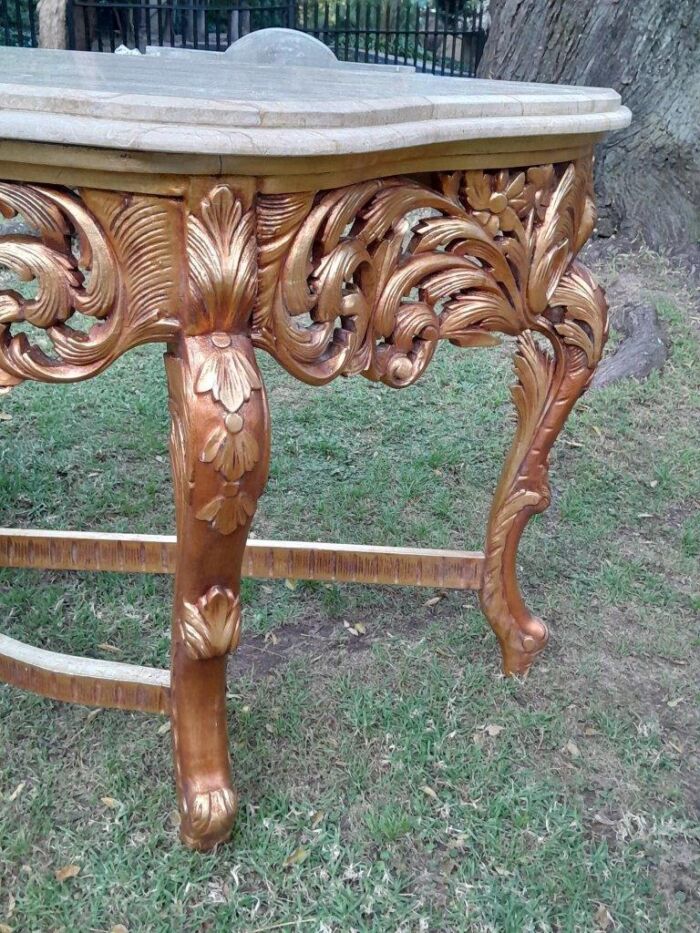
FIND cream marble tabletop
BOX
[0,44,631,157]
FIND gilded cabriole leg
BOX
[481,262,609,675]
[166,334,270,850]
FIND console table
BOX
[0,37,630,849]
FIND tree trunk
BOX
[37,0,67,49]
[478,0,700,254]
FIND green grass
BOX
[0,251,698,931]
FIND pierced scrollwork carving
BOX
[0,183,180,386]
[252,159,598,387]
[0,162,597,396]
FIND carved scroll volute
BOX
[254,186,378,385]
[0,183,182,386]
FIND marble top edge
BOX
[0,46,630,156]
[0,83,622,129]
[0,108,632,159]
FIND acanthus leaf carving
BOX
[186,185,257,334]
[0,238,79,327]
[0,183,181,386]
[180,585,241,660]
[480,259,608,674]
[0,160,599,394]
[81,189,182,344]
[252,158,599,389]
[551,263,609,369]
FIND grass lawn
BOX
[0,250,698,932]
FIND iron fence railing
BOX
[0,0,37,46]
[1,0,487,77]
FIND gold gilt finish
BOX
[0,156,608,849]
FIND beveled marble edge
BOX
[0,80,623,129]
[0,84,620,130]
[0,108,631,158]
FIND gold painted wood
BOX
[0,529,484,589]
[0,633,170,714]
[243,540,484,590]
[0,528,177,573]
[165,333,271,850]
[0,152,609,849]
[0,183,182,386]
[0,136,601,196]
[252,160,600,390]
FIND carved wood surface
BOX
[165,333,271,849]
[0,184,181,385]
[0,156,609,849]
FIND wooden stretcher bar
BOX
[0,528,484,590]
[0,633,170,714]
[0,528,483,715]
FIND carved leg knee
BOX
[166,334,270,849]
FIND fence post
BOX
[65,0,76,48]
[287,0,296,30]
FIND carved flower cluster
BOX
[181,584,241,660]
[194,333,261,535]
[464,166,555,235]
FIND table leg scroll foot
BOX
[172,654,240,851]
[480,261,608,677]
[166,333,270,849]
[180,787,239,851]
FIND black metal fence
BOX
[2,0,487,77]
[1,0,36,46]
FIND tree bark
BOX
[478,0,700,254]
[37,0,67,48]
